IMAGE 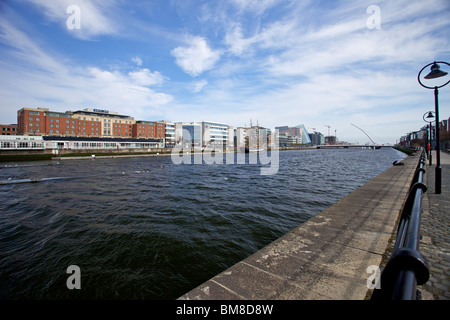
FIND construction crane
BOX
[324,125,331,136]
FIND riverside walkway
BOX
[179,152,429,300]
[419,151,450,300]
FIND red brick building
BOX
[18,108,101,137]
[16,107,165,140]
[0,124,18,135]
[132,121,165,139]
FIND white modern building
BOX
[162,120,175,147]
[0,135,45,150]
[174,121,234,149]
[235,126,272,150]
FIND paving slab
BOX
[418,151,450,300]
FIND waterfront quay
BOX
[180,151,448,300]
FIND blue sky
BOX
[1,0,449,144]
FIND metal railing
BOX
[371,150,430,300]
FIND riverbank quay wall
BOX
[180,153,421,300]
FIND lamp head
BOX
[424,62,448,79]
[426,111,435,119]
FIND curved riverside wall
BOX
[179,153,420,300]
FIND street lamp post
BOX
[418,61,449,194]
[423,111,435,165]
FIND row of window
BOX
[1,141,44,149]
[28,117,101,125]
[26,118,164,130]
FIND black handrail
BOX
[371,150,430,300]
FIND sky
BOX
[0,0,449,145]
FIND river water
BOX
[0,148,406,299]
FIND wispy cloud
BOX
[229,0,283,15]
[131,56,143,66]
[0,3,172,121]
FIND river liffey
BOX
[0,148,407,299]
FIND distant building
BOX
[309,131,325,145]
[162,120,175,147]
[275,126,301,137]
[0,135,44,150]
[16,107,165,142]
[0,124,18,135]
[275,124,311,145]
[175,121,234,149]
[325,136,337,145]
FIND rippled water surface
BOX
[0,148,406,299]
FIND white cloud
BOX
[192,80,208,93]
[171,36,222,76]
[0,10,172,122]
[84,68,173,117]
[131,56,143,66]
[128,69,165,86]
